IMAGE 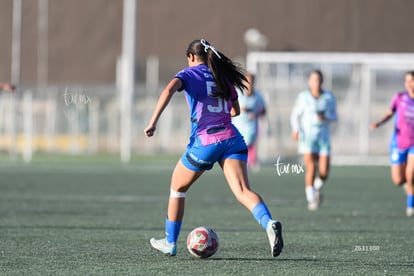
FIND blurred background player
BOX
[370,71,414,217]
[144,39,283,257]
[290,70,338,210]
[232,73,266,171]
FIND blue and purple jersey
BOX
[174,64,238,145]
[390,91,414,149]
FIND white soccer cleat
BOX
[266,220,284,257]
[150,238,177,256]
[312,177,324,209]
[308,201,319,211]
[314,177,324,190]
[306,186,320,211]
[407,207,414,217]
[314,189,323,207]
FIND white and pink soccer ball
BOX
[186,226,219,258]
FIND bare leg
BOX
[150,160,204,255]
[221,158,262,211]
[303,153,322,210]
[391,163,407,186]
[318,154,330,181]
[405,155,414,196]
[303,153,317,187]
[167,160,204,221]
[221,157,283,257]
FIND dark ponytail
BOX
[186,39,247,100]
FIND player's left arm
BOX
[230,85,240,117]
[256,92,266,117]
[324,93,338,122]
[230,98,240,117]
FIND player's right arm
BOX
[0,83,16,92]
[144,78,182,137]
[370,93,398,130]
[290,94,303,141]
[370,109,394,130]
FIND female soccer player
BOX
[370,71,414,217]
[232,73,266,171]
[290,70,338,210]
[144,39,283,257]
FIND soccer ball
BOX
[186,226,219,258]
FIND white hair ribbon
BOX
[200,39,221,59]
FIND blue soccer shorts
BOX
[390,143,414,165]
[181,130,248,172]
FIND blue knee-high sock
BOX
[165,217,182,244]
[252,202,272,230]
[407,195,414,208]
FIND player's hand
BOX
[315,109,325,121]
[1,83,16,92]
[144,124,156,137]
[369,122,378,131]
[248,112,256,119]
[7,84,16,91]
[291,131,299,141]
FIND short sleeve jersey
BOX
[290,90,337,140]
[174,64,238,142]
[390,91,414,149]
[232,89,265,133]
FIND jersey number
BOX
[206,81,229,113]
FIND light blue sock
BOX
[252,202,272,230]
[165,217,182,244]
[407,195,414,208]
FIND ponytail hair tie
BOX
[200,39,221,59]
